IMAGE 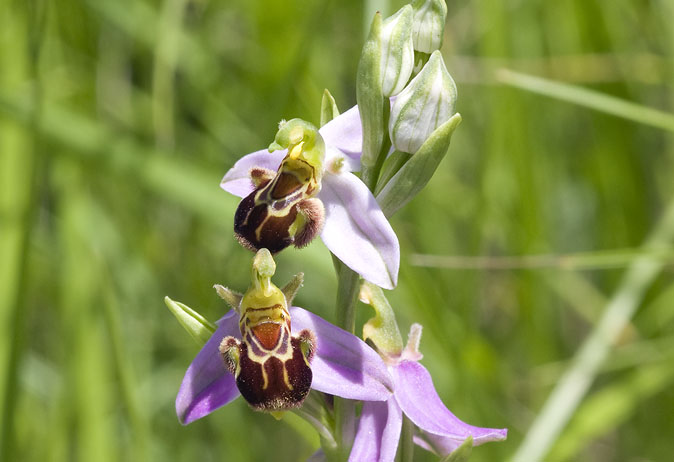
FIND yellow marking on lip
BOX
[261,363,269,390]
[282,364,293,391]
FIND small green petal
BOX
[320,89,340,127]
[164,296,216,345]
[214,284,242,312]
[281,272,304,306]
[360,281,404,356]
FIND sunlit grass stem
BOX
[497,69,674,133]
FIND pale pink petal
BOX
[319,105,362,164]
[392,361,507,446]
[349,400,402,462]
[220,148,286,197]
[290,306,394,401]
[175,310,240,424]
[319,172,399,289]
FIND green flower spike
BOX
[377,51,462,217]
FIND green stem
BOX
[397,415,415,462]
[330,255,361,460]
[333,255,361,332]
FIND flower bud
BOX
[380,5,415,97]
[389,50,457,154]
[411,0,448,53]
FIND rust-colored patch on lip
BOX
[251,322,282,350]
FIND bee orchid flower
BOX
[171,249,394,424]
[220,107,400,290]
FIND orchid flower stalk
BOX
[167,1,509,460]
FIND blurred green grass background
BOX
[2,0,674,460]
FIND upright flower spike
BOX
[222,108,400,290]
[377,51,462,217]
[234,119,326,253]
[389,50,457,155]
[170,251,395,424]
[411,0,448,54]
[349,288,507,461]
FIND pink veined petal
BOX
[175,310,241,425]
[349,399,403,462]
[290,306,394,401]
[220,148,286,198]
[391,361,507,445]
[319,172,400,290]
[318,105,363,165]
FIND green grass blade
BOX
[511,199,674,461]
[497,69,674,133]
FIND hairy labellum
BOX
[218,250,316,411]
[234,119,326,254]
[235,160,325,253]
[220,303,316,411]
